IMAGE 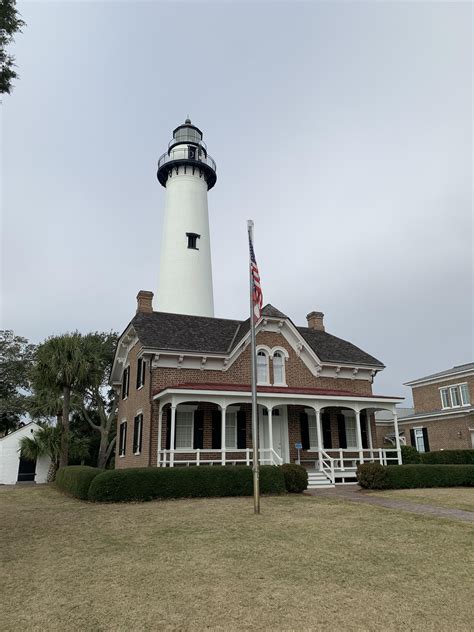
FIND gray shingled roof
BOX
[131,303,384,367]
[405,362,474,385]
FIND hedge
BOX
[420,450,474,465]
[56,465,103,500]
[88,465,285,502]
[357,463,474,489]
[280,464,308,493]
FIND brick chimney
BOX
[136,290,154,314]
[306,311,325,331]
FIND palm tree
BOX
[31,333,102,468]
[19,425,90,482]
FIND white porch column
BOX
[221,406,227,465]
[267,407,273,464]
[366,410,374,459]
[315,408,323,466]
[170,404,177,467]
[157,407,163,467]
[393,411,402,464]
[355,410,364,464]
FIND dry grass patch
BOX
[1,485,472,631]
[368,487,474,512]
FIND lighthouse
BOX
[156,119,217,317]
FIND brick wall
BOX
[412,375,474,413]
[402,414,473,451]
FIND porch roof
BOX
[153,382,403,401]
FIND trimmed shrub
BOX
[401,445,421,464]
[88,465,285,503]
[420,450,474,465]
[357,463,389,489]
[385,464,474,488]
[280,464,308,493]
[56,465,103,500]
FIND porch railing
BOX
[301,448,400,483]
[158,447,283,468]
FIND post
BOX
[221,405,227,465]
[315,408,323,469]
[248,219,260,514]
[170,405,176,467]
[366,411,374,460]
[355,410,364,464]
[393,410,402,464]
[267,407,273,465]
[157,407,163,467]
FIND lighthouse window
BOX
[186,233,200,250]
[188,145,196,160]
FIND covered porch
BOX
[153,385,403,486]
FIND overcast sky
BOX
[2,1,472,403]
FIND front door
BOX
[17,454,36,482]
[272,416,285,461]
[259,407,290,464]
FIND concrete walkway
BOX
[305,485,474,523]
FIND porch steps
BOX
[306,470,335,490]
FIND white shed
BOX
[0,422,51,485]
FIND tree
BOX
[0,330,35,435]
[19,424,90,482]
[31,332,103,468]
[0,1,26,94]
[79,332,118,469]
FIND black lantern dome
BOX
[157,119,217,190]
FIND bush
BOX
[357,463,474,489]
[88,465,285,503]
[401,445,421,464]
[56,465,103,500]
[280,464,308,493]
[357,463,389,489]
[420,450,474,465]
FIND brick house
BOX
[110,293,404,488]
[376,364,473,453]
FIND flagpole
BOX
[247,219,260,515]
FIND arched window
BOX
[273,351,285,385]
[257,350,269,384]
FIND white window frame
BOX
[439,382,470,409]
[344,413,358,449]
[175,408,195,450]
[306,410,318,450]
[136,357,146,390]
[256,347,271,385]
[133,412,143,455]
[271,347,288,386]
[122,365,130,400]
[413,427,426,453]
[225,411,238,449]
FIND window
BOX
[257,350,269,384]
[344,416,357,448]
[133,414,143,455]
[136,357,146,389]
[273,351,285,385]
[119,421,127,456]
[440,383,470,409]
[188,145,196,160]
[308,415,318,449]
[225,411,237,449]
[186,232,200,249]
[175,411,193,449]
[414,428,426,453]
[121,366,130,400]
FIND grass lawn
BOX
[1,486,472,631]
[368,487,474,512]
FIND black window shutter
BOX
[123,422,127,455]
[193,410,204,449]
[410,428,416,448]
[360,412,368,449]
[136,358,142,389]
[237,410,246,449]
[121,370,127,400]
[165,409,171,450]
[133,417,139,453]
[337,414,347,449]
[422,427,430,452]
[300,412,310,450]
[322,413,332,448]
[119,423,125,455]
[126,367,130,398]
[211,410,222,449]
[138,415,143,453]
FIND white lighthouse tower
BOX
[156,119,217,317]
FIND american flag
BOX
[248,229,263,321]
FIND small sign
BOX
[295,442,302,450]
